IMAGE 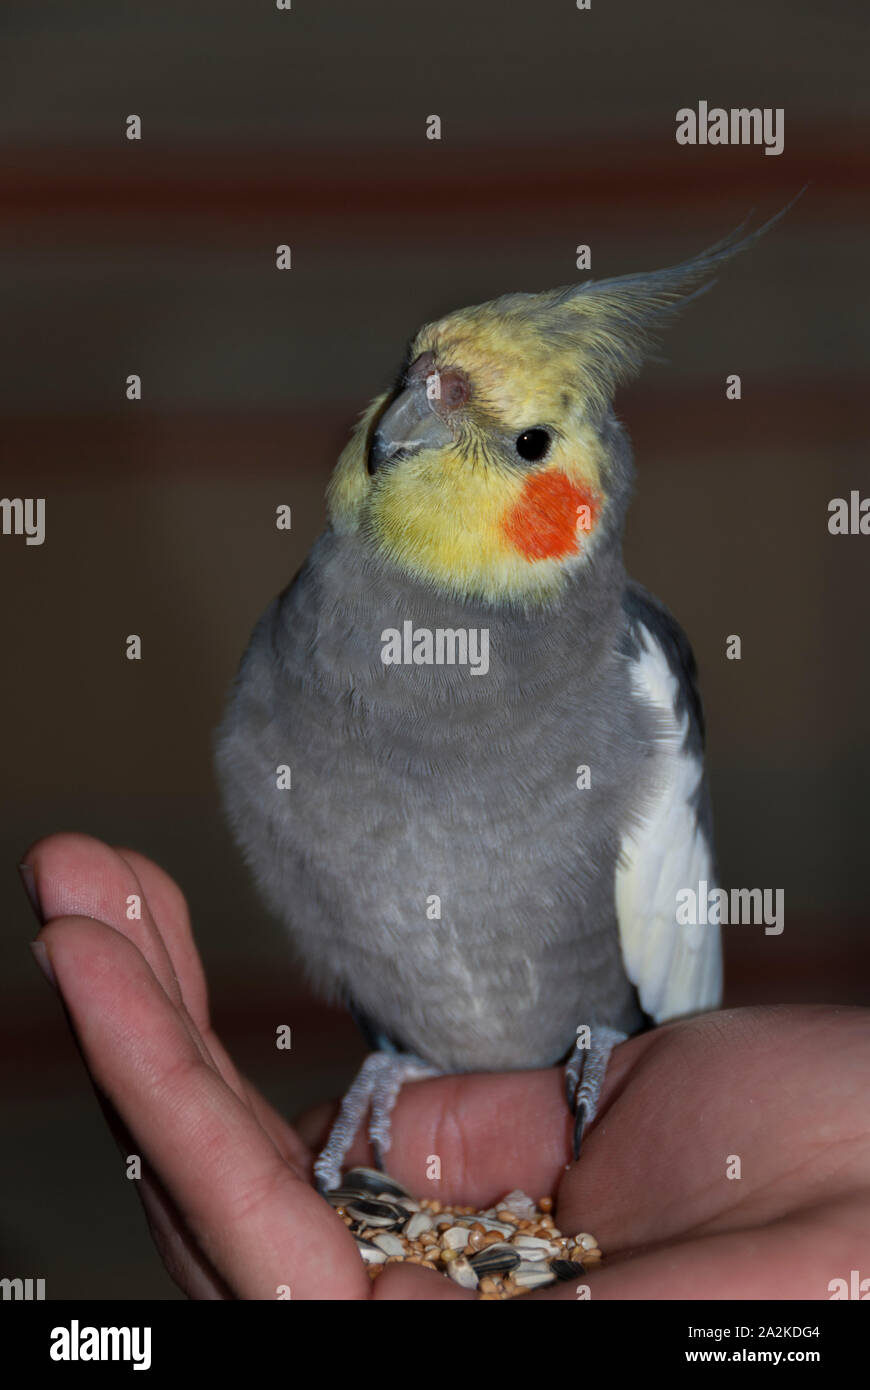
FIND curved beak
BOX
[368,381,455,474]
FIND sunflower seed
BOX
[550,1258,586,1281]
[441,1226,471,1250]
[498,1189,537,1219]
[512,1235,560,1259]
[446,1255,479,1290]
[468,1242,521,1276]
[355,1240,388,1265]
[403,1211,435,1239]
[513,1264,556,1290]
[341,1167,411,1200]
[343,1196,406,1227]
[371,1232,406,1257]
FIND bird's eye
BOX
[514,428,551,463]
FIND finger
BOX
[115,848,311,1171]
[33,939,226,1300]
[294,1027,655,1209]
[240,1077,313,1173]
[525,1190,870,1300]
[113,845,249,1097]
[113,847,207,1025]
[136,1176,231,1300]
[293,1058,636,1209]
[85,1075,229,1300]
[25,834,266,1125]
[24,833,237,1112]
[38,917,368,1299]
[323,1069,575,1207]
[24,833,184,1008]
[557,1006,870,1253]
[27,835,310,1285]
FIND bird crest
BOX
[328,206,795,605]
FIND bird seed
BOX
[328,1170,601,1300]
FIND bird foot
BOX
[564,1025,627,1160]
[313,1050,442,1193]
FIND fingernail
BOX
[18,863,45,925]
[31,940,58,990]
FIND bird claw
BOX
[564,1025,627,1161]
[572,1100,588,1162]
[313,1050,441,1194]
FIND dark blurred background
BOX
[1,0,868,1297]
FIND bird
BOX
[215,219,776,1194]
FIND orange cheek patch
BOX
[501,470,601,562]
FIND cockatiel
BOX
[216,224,770,1193]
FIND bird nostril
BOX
[407,350,437,383]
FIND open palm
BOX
[24,833,870,1300]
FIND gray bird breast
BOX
[215,528,654,1072]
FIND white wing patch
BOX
[615,625,722,1023]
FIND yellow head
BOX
[327,228,765,606]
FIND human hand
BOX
[23,834,870,1300]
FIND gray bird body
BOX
[216,418,717,1073]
